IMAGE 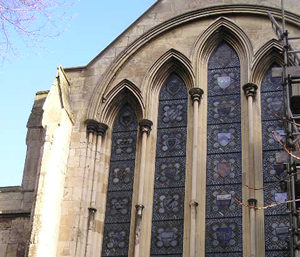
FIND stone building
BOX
[0,0,299,256]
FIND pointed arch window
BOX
[101,104,138,257]
[205,42,243,256]
[261,64,290,256]
[150,73,188,257]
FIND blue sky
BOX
[0,0,156,186]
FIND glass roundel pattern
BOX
[150,73,187,257]
[205,42,242,256]
[261,65,290,256]
[101,104,138,257]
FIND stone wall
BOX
[0,215,31,257]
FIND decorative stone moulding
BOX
[189,88,204,102]
[97,122,108,136]
[243,83,258,98]
[86,119,108,136]
[139,119,153,135]
[86,119,99,134]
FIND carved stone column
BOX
[134,119,153,257]
[85,120,108,257]
[243,83,258,257]
[189,88,204,257]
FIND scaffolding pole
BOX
[268,1,300,256]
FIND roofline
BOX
[63,0,161,70]
[64,3,300,71]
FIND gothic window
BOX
[150,73,187,257]
[261,64,290,257]
[101,104,138,257]
[205,42,243,256]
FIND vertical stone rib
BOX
[243,83,258,257]
[189,88,204,257]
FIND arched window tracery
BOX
[101,104,138,257]
[150,73,188,257]
[205,42,243,256]
[261,64,290,257]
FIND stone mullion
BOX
[75,121,96,257]
[243,83,258,257]
[189,88,204,257]
[86,122,108,257]
[81,119,98,257]
[134,119,153,257]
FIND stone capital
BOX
[97,123,108,137]
[139,119,153,135]
[243,83,258,98]
[189,88,204,102]
[135,204,145,216]
[248,198,257,208]
[86,119,99,135]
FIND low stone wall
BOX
[0,187,33,257]
[0,215,31,257]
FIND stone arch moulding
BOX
[251,39,284,86]
[99,79,145,127]
[191,17,253,85]
[142,48,195,116]
[86,6,299,120]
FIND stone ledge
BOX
[0,186,34,193]
[0,210,31,218]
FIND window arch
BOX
[261,64,290,256]
[150,73,188,256]
[205,42,243,256]
[101,104,138,257]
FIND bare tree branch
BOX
[0,0,75,60]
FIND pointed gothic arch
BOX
[142,48,195,117]
[251,39,284,85]
[192,17,253,82]
[99,80,144,126]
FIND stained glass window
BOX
[261,65,290,256]
[150,73,187,257]
[205,42,242,256]
[101,104,138,257]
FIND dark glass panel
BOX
[207,67,240,96]
[208,43,240,69]
[150,74,187,256]
[261,65,282,93]
[207,124,241,154]
[206,153,242,186]
[154,157,185,189]
[261,64,290,256]
[207,95,240,125]
[261,91,284,121]
[205,218,242,254]
[158,99,187,128]
[102,105,137,257]
[206,184,242,219]
[265,215,290,251]
[205,42,242,256]
[159,74,188,101]
[151,220,184,255]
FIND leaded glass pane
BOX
[102,105,137,257]
[261,64,290,256]
[151,73,187,257]
[205,42,242,256]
